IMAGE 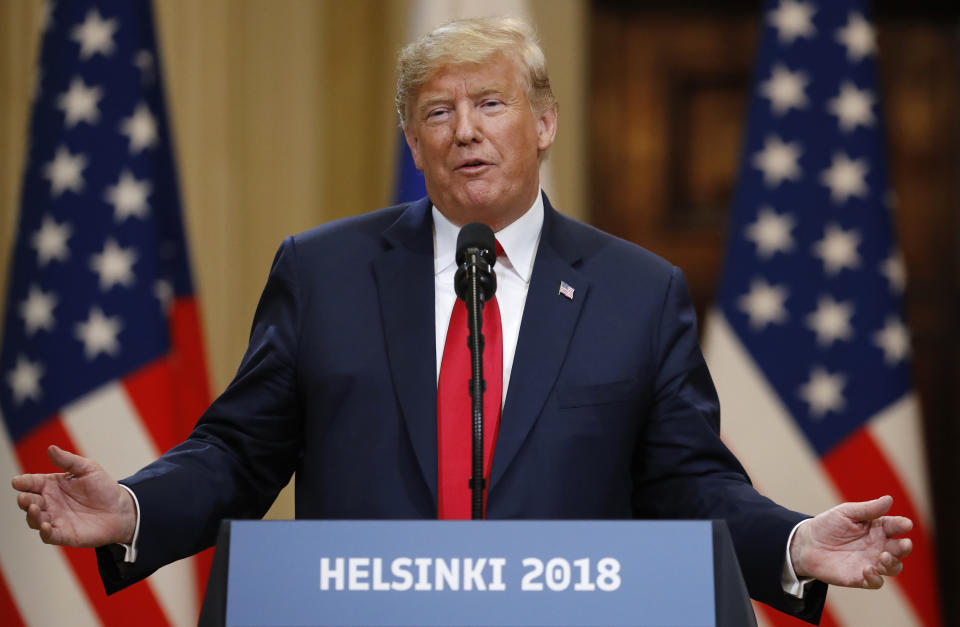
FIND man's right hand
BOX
[12,445,137,548]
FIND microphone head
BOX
[454,223,497,302]
[455,222,496,267]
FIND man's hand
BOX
[12,445,137,548]
[790,495,913,589]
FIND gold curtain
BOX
[0,0,585,518]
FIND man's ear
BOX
[403,125,424,171]
[536,105,558,152]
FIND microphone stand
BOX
[464,254,486,521]
[454,224,496,521]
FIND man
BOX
[13,17,911,624]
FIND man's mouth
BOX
[456,159,492,171]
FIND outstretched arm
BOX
[12,445,137,548]
[790,495,913,589]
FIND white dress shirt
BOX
[432,192,543,402]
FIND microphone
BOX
[453,222,497,520]
[454,223,497,304]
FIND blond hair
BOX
[395,16,556,128]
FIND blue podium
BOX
[199,520,757,626]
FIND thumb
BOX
[46,445,95,476]
[838,495,893,522]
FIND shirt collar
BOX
[432,190,544,284]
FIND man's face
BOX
[403,53,557,230]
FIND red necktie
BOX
[437,251,503,519]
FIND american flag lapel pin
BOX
[558,281,575,300]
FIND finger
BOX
[862,565,884,589]
[47,445,94,476]
[840,495,893,522]
[17,491,43,512]
[39,521,58,545]
[886,537,913,558]
[877,552,903,576]
[25,503,47,530]
[882,515,913,537]
[11,473,44,493]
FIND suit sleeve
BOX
[631,265,827,623]
[98,236,305,593]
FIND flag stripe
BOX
[756,600,842,627]
[168,298,215,608]
[817,609,842,627]
[192,548,214,614]
[167,300,215,608]
[61,380,199,626]
[0,567,27,627]
[14,418,170,627]
[754,602,772,627]
[62,382,160,479]
[822,429,941,626]
[0,412,98,627]
[867,395,933,526]
[704,311,923,626]
[141,554,200,627]
[168,299,212,438]
[123,360,177,455]
[755,601,833,627]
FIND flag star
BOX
[75,307,123,360]
[31,216,72,266]
[70,8,118,59]
[43,145,87,196]
[874,316,911,365]
[820,152,869,204]
[752,135,803,187]
[119,103,158,153]
[760,64,809,115]
[19,285,58,335]
[836,12,876,62]
[154,279,174,311]
[813,224,861,275]
[56,77,102,127]
[6,355,44,405]
[768,0,817,44]
[880,252,907,293]
[105,170,151,220]
[90,238,137,290]
[806,295,854,347]
[799,367,846,418]
[738,278,789,330]
[828,81,875,132]
[745,207,795,258]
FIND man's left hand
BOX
[790,495,913,589]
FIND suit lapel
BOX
[372,199,439,503]
[490,199,589,491]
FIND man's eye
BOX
[481,100,503,110]
[427,108,449,119]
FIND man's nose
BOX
[453,106,483,145]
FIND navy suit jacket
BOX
[99,195,825,622]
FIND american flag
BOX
[0,1,211,625]
[703,1,941,625]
